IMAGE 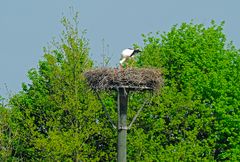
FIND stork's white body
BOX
[121,48,135,58]
[119,48,140,65]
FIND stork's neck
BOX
[134,49,141,53]
[131,49,141,56]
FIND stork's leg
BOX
[119,64,123,71]
[119,64,125,76]
[114,68,118,77]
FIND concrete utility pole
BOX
[117,88,128,162]
[84,68,163,162]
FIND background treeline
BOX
[0,15,240,161]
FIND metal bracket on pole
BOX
[119,126,128,130]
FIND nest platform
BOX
[84,68,163,91]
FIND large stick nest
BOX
[84,68,163,91]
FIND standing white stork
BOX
[119,48,141,68]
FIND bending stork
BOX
[119,48,141,68]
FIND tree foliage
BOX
[8,15,116,161]
[0,18,239,161]
[132,20,240,161]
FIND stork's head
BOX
[131,48,141,57]
[134,48,141,53]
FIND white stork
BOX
[119,48,141,67]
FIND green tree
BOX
[0,105,11,160]
[129,21,240,161]
[9,14,116,161]
[4,18,240,161]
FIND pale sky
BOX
[1,0,240,97]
